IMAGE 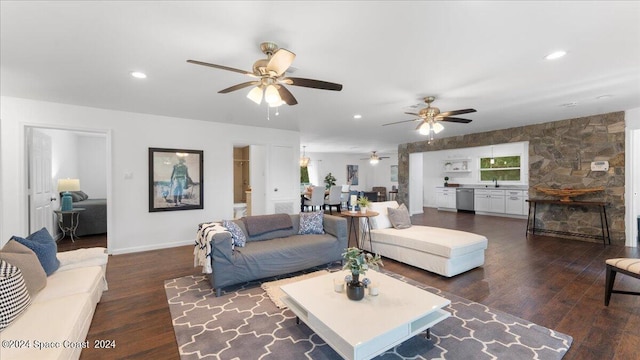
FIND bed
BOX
[63,191,107,236]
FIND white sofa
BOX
[1,248,108,360]
[361,201,488,277]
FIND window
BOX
[479,155,521,181]
[300,166,310,184]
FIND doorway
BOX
[26,126,110,250]
[233,146,250,218]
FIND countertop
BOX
[436,185,529,190]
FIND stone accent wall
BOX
[398,111,626,245]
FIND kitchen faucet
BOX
[493,178,499,188]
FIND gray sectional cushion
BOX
[388,203,412,229]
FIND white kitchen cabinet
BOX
[505,190,527,215]
[436,187,457,210]
[474,189,505,213]
[442,158,471,173]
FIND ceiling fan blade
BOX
[404,112,422,117]
[284,77,343,91]
[382,118,420,126]
[187,60,255,77]
[439,117,473,123]
[277,85,298,105]
[437,108,477,117]
[267,49,296,76]
[218,81,260,94]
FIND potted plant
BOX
[342,247,383,301]
[324,172,336,190]
[444,176,449,187]
[357,196,371,213]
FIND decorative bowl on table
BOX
[534,186,604,202]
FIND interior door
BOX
[29,128,56,235]
[268,145,296,213]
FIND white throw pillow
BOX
[367,201,399,229]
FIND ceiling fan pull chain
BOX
[266,104,270,121]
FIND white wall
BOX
[39,129,108,199]
[305,152,399,194]
[625,107,640,247]
[77,134,107,199]
[421,142,529,207]
[0,96,299,254]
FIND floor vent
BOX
[275,202,295,214]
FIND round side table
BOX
[53,208,85,242]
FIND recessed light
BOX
[353,114,362,119]
[596,94,613,100]
[545,50,567,60]
[130,71,147,79]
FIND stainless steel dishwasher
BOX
[456,188,475,212]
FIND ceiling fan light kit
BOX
[383,96,476,143]
[188,41,342,108]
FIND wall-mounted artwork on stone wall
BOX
[347,165,359,185]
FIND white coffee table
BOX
[280,270,450,360]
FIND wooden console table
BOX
[526,199,610,245]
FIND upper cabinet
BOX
[443,158,471,173]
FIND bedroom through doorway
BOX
[26,126,110,251]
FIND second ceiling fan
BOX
[187,42,343,107]
[383,96,477,142]
[361,151,390,165]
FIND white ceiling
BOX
[2,1,639,157]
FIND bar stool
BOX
[604,258,640,306]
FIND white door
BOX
[268,145,296,213]
[29,129,56,235]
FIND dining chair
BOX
[303,186,325,212]
[372,186,387,202]
[324,185,343,214]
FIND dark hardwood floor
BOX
[69,208,640,359]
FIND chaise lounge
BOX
[361,201,488,277]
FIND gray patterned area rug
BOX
[165,269,572,359]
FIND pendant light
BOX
[300,146,310,167]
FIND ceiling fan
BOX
[361,151,390,165]
[382,96,476,142]
[187,42,342,107]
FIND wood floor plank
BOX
[67,208,640,359]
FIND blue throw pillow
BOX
[223,220,246,248]
[299,211,325,235]
[11,228,60,276]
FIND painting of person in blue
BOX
[171,157,190,206]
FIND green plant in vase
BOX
[324,172,336,190]
[342,247,383,300]
[444,176,449,187]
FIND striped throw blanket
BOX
[194,222,229,274]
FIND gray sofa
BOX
[209,213,347,296]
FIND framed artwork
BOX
[149,148,203,212]
[390,165,398,182]
[347,164,359,185]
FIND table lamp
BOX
[58,178,80,211]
